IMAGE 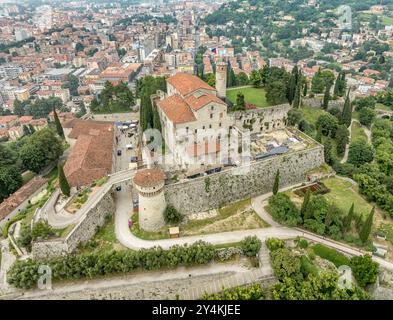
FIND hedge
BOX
[312,244,350,267]
[8,239,253,289]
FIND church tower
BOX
[215,60,227,99]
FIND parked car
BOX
[117,150,122,156]
[116,186,122,192]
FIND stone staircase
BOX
[180,242,275,300]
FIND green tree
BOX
[359,207,375,244]
[287,66,298,105]
[0,166,23,202]
[342,203,354,233]
[249,70,262,87]
[164,205,183,224]
[350,255,379,288]
[287,109,302,126]
[58,164,70,197]
[348,140,374,167]
[236,72,248,86]
[316,113,338,138]
[359,107,376,127]
[19,129,63,173]
[300,189,311,218]
[303,80,308,97]
[268,193,301,226]
[322,84,331,110]
[240,236,262,257]
[273,169,280,195]
[341,90,352,128]
[323,137,334,165]
[292,80,301,108]
[335,125,349,157]
[235,92,245,110]
[53,108,65,139]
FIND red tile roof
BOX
[133,168,166,188]
[63,120,114,187]
[0,177,47,221]
[184,92,225,111]
[158,95,196,125]
[167,73,216,97]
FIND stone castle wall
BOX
[65,190,115,252]
[164,145,324,215]
[32,189,116,260]
[230,104,291,133]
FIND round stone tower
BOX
[215,60,227,99]
[133,168,166,232]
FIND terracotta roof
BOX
[184,92,226,111]
[0,177,47,221]
[167,73,216,97]
[133,169,166,188]
[158,95,196,125]
[63,120,114,187]
[19,116,34,123]
[0,115,17,125]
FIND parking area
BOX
[113,121,139,172]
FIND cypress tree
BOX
[323,137,334,165]
[287,66,298,105]
[53,108,65,139]
[303,80,308,97]
[273,170,280,195]
[343,203,355,232]
[322,84,331,110]
[23,124,31,136]
[359,207,375,244]
[341,89,352,128]
[333,73,340,97]
[153,106,161,132]
[338,72,347,97]
[292,80,301,109]
[300,189,311,218]
[58,164,70,197]
[315,126,323,143]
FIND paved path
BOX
[0,239,16,294]
[341,119,372,164]
[46,169,136,229]
[13,262,253,300]
[115,181,393,272]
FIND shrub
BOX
[202,283,264,300]
[266,238,285,251]
[312,244,350,267]
[270,248,302,281]
[297,238,309,249]
[164,205,183,224]
[268,193,301,226]
[240,236,262,257]
[7,240,215,289]
[350,255,379,288]
[300,255,318,277]
[304,219,326,235]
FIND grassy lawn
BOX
[351,121,367,142]
[227,87,271,108]
[79,216,126,254]
[299,106,328,125]
[376,103,392,111]
[22,171,36,185]
[130,213,170,240]
[359,13,393,26]
[180,198,269,236]
[56,224,76,238]
[130,198,269,240]
[322,178,373,219]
